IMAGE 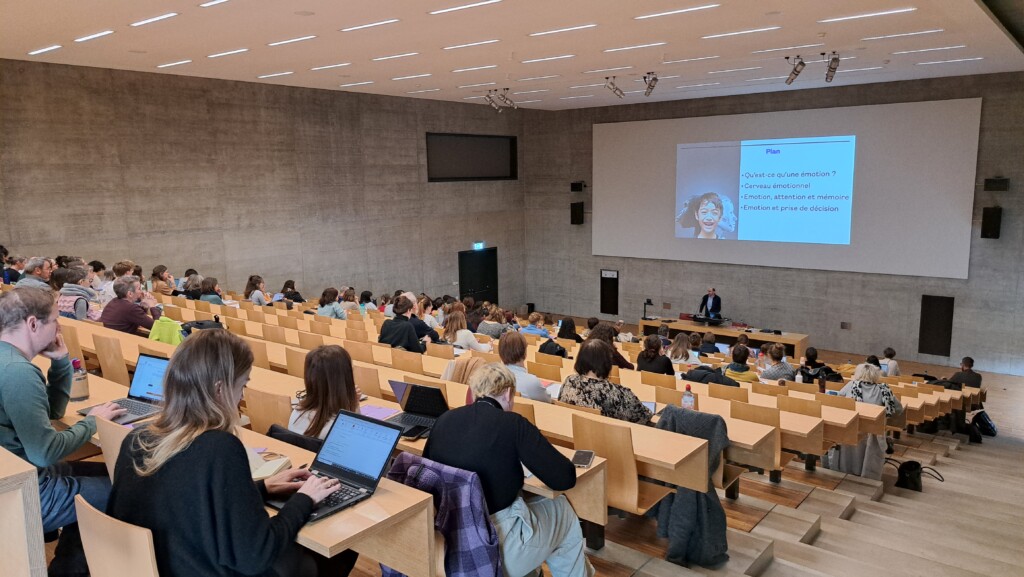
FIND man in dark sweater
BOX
[424,364,593,577]
[378,296,427,353]
[99,275,161,334]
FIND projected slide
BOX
[675,136,856,244]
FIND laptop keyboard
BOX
[116,398,159,416]
[318,483,364,509]
[387,413,434,429]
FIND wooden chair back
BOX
[426,343,455,359]
[248,338,271,370]
[708,383,748,403]
[473,333,492,345]
[298,331,324,350]
[730,400,783,469]
[262,324,289,346]
[353,364,382,399]
[288,308,306,319]
[535,351,564,367]
[345,319,366,331]
[777,394,822,417]
[555,338,577,353]
[752,382,788,396]
[655,386,696,409]
[138,345,170,359]
[193,310,216,322]
[553,399,601,415]
[512,402,536,425]
[75,495,160,577]
[392,349,425,375]
[272,301,288,310]
[825,380,844,392]
[277,315,299,330]
[285,347,307,378]
[219,306,239,319]
[248,308,266,324]
[193,299,211,313]
[403,374,447,397]
[784,380,820,394]
[526,361,562,382]
[170,295,188,308]
[308,319,333,337]
[344,340,375,364]
[94,334,131,387]
[239,301,254,311]
[815,393,856,410]
[522,333,540,346]
[470,350,501,364]
[641,371,676,389]
[243,387,293,435]
[347,328,369,343]
[95,417,132,481]
[225,317,248,337]
[162,305,183,322]
[62,324,86,365]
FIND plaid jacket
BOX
[381,453,502,577]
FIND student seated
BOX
[476,306,509,340]
[446,310,492,352]
[402,292,440,343]
[803,346,825,369]
[728,333,749,356]
[0,288,126,573]
[245,274,270,306]
[825,363,903,480]
[151,265,178,297]
[358,290,375,315]
[724,345,758,383]
[338,288,359,315]
[289,346,360,440]
[759,343,795,381]
[581,317,599,339]
[14,256,53,290]
[56,265,103,321]
[556,318,585,344]
[948,356,982,389]
[100,275,162,334]
[585,323,634,370]
[108,330,357,577]
[280,280,305,303]
[499,331,550,402]
[378,296,427,353]
[100,260,135,304]
[315,288,347,320]
[635,334,675,375]
[417,296,442,331]
[519,312,551,338]
[424,364,593,577]
[180,273,204,300]
[698,332,718,355]
[666,332,692,364]
[558,339,652,424]
[198,277,225,305]
[880,347,900,377]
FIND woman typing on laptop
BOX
[107,330,358,577]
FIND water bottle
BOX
[70,358,90,402]
[681,384,695,410]
[795,372,804,383]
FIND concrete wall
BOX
[520,72,1024,375]
[0,59,526,305]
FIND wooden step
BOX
[721,496,773,532]
[751,505,821,544]
[834,475,883,501]
[880,473,1024,522]
[737,472,813,508]
[706,528,774,577]
[893,447,939,465]
[795,487,855,520]
[781,461,845,490]
[632,556,721,577]
[759,557,830,577]
[770,539,886,577]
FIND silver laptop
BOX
[77,353,168,424]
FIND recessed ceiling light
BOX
[818,7,916,23]
[862,29,943,41]
[130,13,178,27]
[208,48,248,58]
[560,95,594,100]
[529,24,596,36]
[604,42,666,52]
[916,57,984,65]
[837,66,884,72]
[444,39,500,50]
[623,90,645,94]
[662,55,719,64]
[459,82,496,88]
[676,82,720,88]
[635,4,720,20]
[745,76,789,82]
[513,89,548,94]
[570,83,605,89]
[516,99,542,104]
[516,75,559,81]
[751,43,824,54]
[257,71,293,79]
[522,54,574,63]
[341,19,400,32]
[268,35,316,47]
[633,75,679,81]
[28,45,62,55]
[392,73,432,80]
[199,0,229,6]
[707,66,762,74]
[429,0,501,15]
[452,64,497,72]
[373,52,418,61]
[310,63,351,71]
[892,45,965,55]
[583,66,632,73]
[407,88,441,94]
[702,26,780,39]
[340,81,374,87]
[157,59,192,68]
[74,30,114,42]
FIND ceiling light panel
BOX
[663,55,719,64]
[267,35,316,47]
[443,39,500,50]
[157,59,191,68]
[862,29,943,41]
[702,26,780,39]
[429,0,502,15]
[310,63,351,71]
[257,71,292,78]
[452,65,497,72]
[74,31,114,42]
[373,52,418,61]
[635,4,720,20]
[604,42,666,52]
[199,0,229,6]
[891,45,965,55]
[27,45,61,55]
[130,13,177,27]
[522,54,574,63]
[529,24,596,36]
[341,19,400,32]
[818,7,917,23]
[208,48,248,58]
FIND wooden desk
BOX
[746,391,859,446]
[0,448,47,577]
[788,391,886,435]
[638,319,810,360]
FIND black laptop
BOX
[77,353,168,424]
[267,410,402,522]
[385,380,449,437]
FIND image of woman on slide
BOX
[676,192,737,239]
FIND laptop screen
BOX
[315,410,402,487]
[129,354,169,402]
[389,380,448,418]
[715,343,730,355]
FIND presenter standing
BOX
[698,288,722,319]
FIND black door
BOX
[458,247,498,304]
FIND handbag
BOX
[885,458,943,492]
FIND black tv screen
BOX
[426,133,517,182]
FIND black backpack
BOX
[539,338,567,358]
[182,316,223,335]
[886,458,943,492]
[972,411,997,437]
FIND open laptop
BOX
[385,380,449,437]
[267,410,402,522]
[77,353,168,424]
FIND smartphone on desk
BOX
[401,425,430,440]
[571,450,595,468]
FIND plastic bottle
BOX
[681,384,695,410]
[70,358,90,402]
[795,371,804,383]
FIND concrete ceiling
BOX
[2,0,1023,111]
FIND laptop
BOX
[272,292,286,302]
[77,353,169,424]
[267,410,402,522]
[715,343,730,355]
[384,380,449,437]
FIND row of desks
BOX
[638,318,810,360]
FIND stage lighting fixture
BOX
[485,91,502,112]
[825,51,841,82]
[643,72,658,96]
[604,76,625,98]
[496,87,518,109]
[785,56,805,85]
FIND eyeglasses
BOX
[295,389,307,401]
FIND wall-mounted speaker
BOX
[570,201,584,225]
[981,206,1002,239]
[983,178,1009,192]
[570,181,586,192]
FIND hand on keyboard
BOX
[298,475,341,505]
[88,402,128,422]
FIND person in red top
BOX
[99,276,162,335]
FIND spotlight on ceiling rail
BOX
[643,72,659,96]
[604,76,625,98]
[785,55,805,85]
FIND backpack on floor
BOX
[886,458,943,492]
[972,411,997,437]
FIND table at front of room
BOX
[639,318,810,360]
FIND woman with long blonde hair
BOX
[107,329,356,577]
